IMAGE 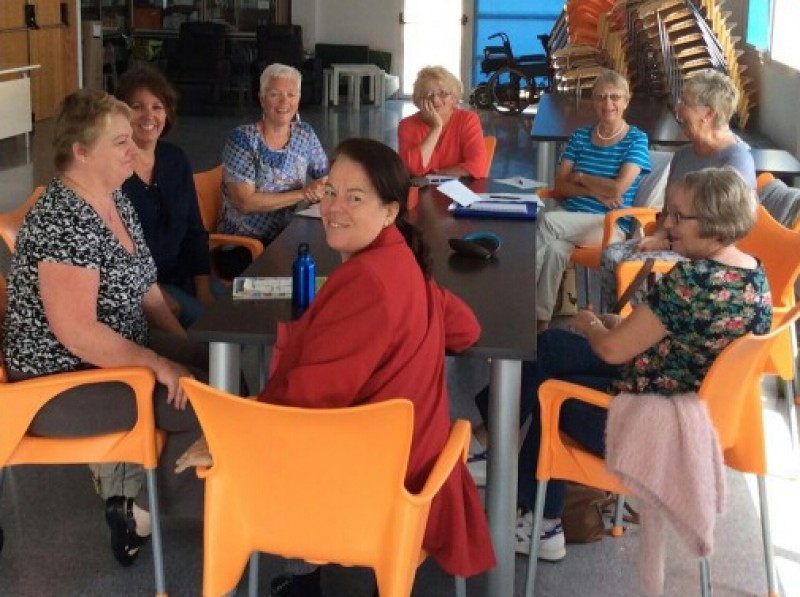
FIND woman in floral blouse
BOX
[513,167,771,562]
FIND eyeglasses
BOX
[423,90,452,101]
[664,209,699,224]
[592,92,626,102]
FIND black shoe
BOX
[104,496,150,567]
[269,568,322,597]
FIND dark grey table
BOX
[531,92,688,185]
[751,148,800,182]
[189,183,539,597]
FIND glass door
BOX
[401,0,463,96]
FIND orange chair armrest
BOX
[196,465,211,479]
[210,234,264,260]
[602,207,659,246]
[414,419,471,503]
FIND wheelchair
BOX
[471,32,552,115]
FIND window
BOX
[746,0,800,71]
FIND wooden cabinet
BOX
[0,0,78,121]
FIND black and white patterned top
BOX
[2,177,157,375]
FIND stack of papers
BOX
[232,277,328,299]
[437,180,543,208]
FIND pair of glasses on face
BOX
[664,209,699,224]
[424,90,452,101]
[593,92,626,102]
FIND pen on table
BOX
[489,194,519,199]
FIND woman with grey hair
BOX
[599,69,756,311]
[398,65,488,178]
[514,167,770,560]
[535,69,651,331]
[216,63,329,277]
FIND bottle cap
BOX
[298,242,310,256]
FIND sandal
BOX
[104,496,150,567]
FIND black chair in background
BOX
[251,24,322,106]
[168,22,231,103]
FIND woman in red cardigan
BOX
[398,65,488,179]
[177,138,495,596]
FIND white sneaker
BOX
[515,510,566,562]
[467,450,487,487]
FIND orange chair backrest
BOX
[483,135,497,177]
[193,165,224,233]
[737,205,800,310]
[0,186,45,254]
[698,303,800,475]
[0,367,158,468]
[181,378,469,597]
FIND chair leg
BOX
[454,575,467,597]
[145,469,167,597]
[248,552,260,597]
[757,475,780,597]
[699,558,712,597]
[611,494,625,537]
[523,480,548,597]
[784,378,799,457]
[0,468,4,555]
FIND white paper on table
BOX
[477,192,544,207]
[436,179,483,206]
[426,174,458,185]
[295,203,321,218]
[495,176,548,190]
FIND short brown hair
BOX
[412,66,463,108]
[53,89,132,173]
[674,167,756,244]
[115,64,179,135]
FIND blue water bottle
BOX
[292,242,316,308]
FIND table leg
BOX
[486,358,522,597]
[352,75,360,110]
[536,140,556,187]
[332,67,340,107]
[322,69,330,107]
[376,70,384,107]
[209,341,241,394]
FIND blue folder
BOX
[452,201,538,221]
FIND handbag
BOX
[562,482,608,543]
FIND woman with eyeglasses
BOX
[535,69,651,332]
[513,167,770,561]
[599,69,756,312]
[398,65,488,179]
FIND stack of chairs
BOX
[549,0,616,96]
[546,0,753,127]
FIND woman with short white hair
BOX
[216,63,329,276]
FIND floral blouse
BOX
[612,259,772,395]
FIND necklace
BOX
[61,175,118,227]
[595,122,626,140]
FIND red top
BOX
[398,109,488,179]
[259,226,495,576]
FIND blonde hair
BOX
[412,65,463,108]
[683,69,739,129]
[673,167,756,244]
[53,89,132,173]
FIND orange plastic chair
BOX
[483,135,497,178]
[0,185,45,253]
[180,378,471,597]
[0,366,169,597]
[193,164,264,261]
[522,303,800,597]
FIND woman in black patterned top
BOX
[1,90,200,568]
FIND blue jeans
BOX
[475,329,620,518]
[162,277,227,328]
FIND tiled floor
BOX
[0,97,799,597]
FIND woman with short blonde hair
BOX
[398,65,488,179]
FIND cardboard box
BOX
[133,7,163,29]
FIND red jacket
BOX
[259,225,495,576]
[398,108,488,178]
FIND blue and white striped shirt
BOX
[560,125,651,232]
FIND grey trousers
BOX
[10,331,207,514]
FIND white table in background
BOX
[0,64,40,148]
[324,63,385,109]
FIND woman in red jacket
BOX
[178,138,495,596]
[398,65,488,179]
